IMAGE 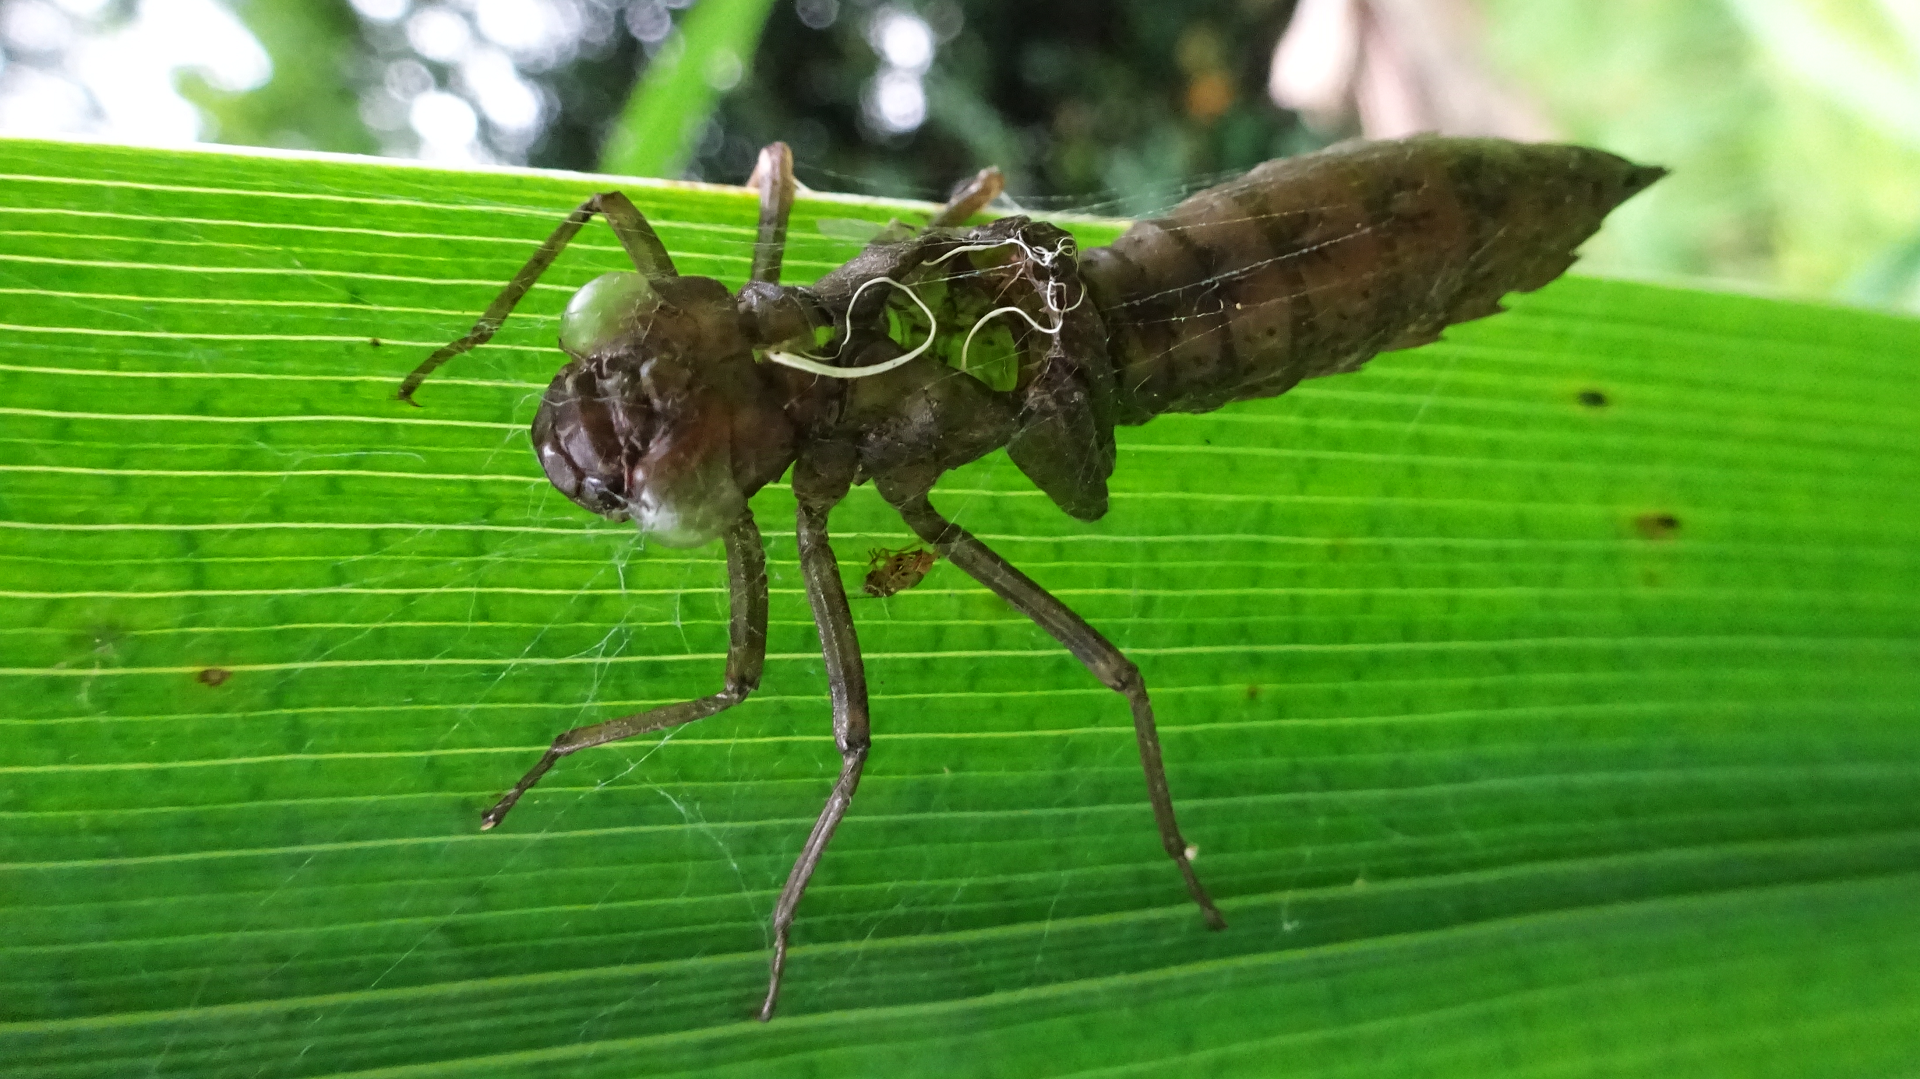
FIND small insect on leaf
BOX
[863,545,937,598]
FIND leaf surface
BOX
[3,138,1918,1077]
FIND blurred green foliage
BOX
[599,0,779,176]
[1481,0,1920,303]
[690,0,1309,215]
[9,0,1916,304]
[182,0,377,155]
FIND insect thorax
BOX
[824,216,1123,522]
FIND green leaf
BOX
[3,137,1918,1077]
[599,0,780,177]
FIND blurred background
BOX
[0,0,1916,309]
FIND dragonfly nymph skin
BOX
[398,135,1662,1020]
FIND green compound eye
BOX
[559,271,660,356]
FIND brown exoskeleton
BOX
[398,137,1662,1019]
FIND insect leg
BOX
[745,142,796,285]
[759,493,872,1021]
[397,191,676,404]
[890,494,1228,931]
[586,191,677,278]
[927,166,1005,228]
[478,511,768,829]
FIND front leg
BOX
[745,142,797,285]
[759,447,871,1021]
[399,191,676,404]
[480,511,768,828]
[889,494,1227,930]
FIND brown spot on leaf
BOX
[1634,513,1681,540]
[1577,389,1608,407]
[369,337,382,347]
[197,667,232,687]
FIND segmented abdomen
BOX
[1079,136,1664,420]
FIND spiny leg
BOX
[481,511,768,829]
[745,142,797,285]
[890,494,1226,930]
[927,166,1005,228]
[398,190,678,404]
[759,464,871,1022]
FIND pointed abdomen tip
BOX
[1625,163,1669,194]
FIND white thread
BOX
[929,234,1076,271]
[764,234,1083,380]
[761,275,938,379]
[955,304,1052,374]
[947,237,1088,374]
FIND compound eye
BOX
[578,474,622,515]
[559,272,661,357]
[532,362,641,520]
